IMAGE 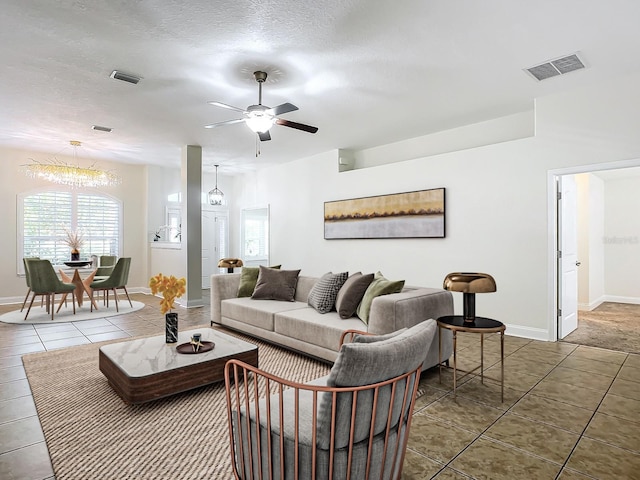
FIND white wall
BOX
[588,175,605,307]
[604,176,640,302]
[577,173,605,310]
[0,146,148,301]
[232,71,640,340]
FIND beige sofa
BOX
[210,273,453,370]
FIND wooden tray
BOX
[176,341,215,355]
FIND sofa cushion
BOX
[252,266,301,301]
[274,309,365,352]
[221,297,307,331]
[335,272,374,319]
[237,265,281,297]
[307,271,349,313]
[356,272,405,324]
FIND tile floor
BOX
[0,292,209,480]
[404,333,640,479]
[1,293,639,479]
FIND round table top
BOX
[437,315,505,333]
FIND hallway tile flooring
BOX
[1,294,639,479]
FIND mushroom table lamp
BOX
[443,272,496,323]
[218,258,243,273]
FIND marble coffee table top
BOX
[99,328,256,378]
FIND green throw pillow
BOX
[356,271,405,324]
[237,265,281,297]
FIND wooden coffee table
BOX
[99,328,258,404]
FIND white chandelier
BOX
[23,140,122,188]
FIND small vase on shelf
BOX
[71,249,80,261]
[165,312,178,343]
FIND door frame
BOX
[547,158,640,341]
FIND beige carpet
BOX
[22,327,332,479]
[562,302,640,354]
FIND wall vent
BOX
[525,53,585,81]
[92,125,112,132]
[110,70,141,84]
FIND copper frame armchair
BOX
[224,321,437,480]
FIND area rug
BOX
[22,327,332,479]
[562,302,640,354]
[0,300,145,324]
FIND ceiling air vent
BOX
[92,125,112,132]
[110,70,141,84]
[525,53,585,81]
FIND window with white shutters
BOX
[19,189,122,272]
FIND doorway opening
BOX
[550,159,640,351]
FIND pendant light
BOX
[208,164,224,205]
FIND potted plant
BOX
[149,273,186,343]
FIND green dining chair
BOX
[20,257,39,312]
[90,257,132,312]
[95,255,117,278]
[24,260,76,321]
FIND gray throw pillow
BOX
[356,271,405,324]
[335,272,374,319]
[307,271,349,313]
[251,265,301,301]
[328,320,437,387]
[237,265,281,297]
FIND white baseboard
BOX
[578,296,606,311]
[603,295,640,305]
[503,323,552,342]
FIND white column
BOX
[181,145,203,308]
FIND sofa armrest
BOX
[210,273,241,324]
[367,288,453,335]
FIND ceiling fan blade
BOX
[275,118,318,134]
[268,102,298,116]
[207,101,246,113]
[258,130,271,141]
[204,118,246,129]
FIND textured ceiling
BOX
[2,1,640,174]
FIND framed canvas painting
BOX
[324,188,445,239]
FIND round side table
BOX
[437,315,506,402]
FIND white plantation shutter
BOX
[77,194,120,256]
[20,190,121,271]
[22,191,73,264]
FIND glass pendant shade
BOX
[208,165,224,205]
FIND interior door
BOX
[202,211,228,288]
[558,175,579,338]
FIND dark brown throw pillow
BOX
[251,265,301,301]
[335,272,375,319]
[237,265,281,297]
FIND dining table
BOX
[58,261,100,311]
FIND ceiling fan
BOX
[204,71,318,141]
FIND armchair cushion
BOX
[316,320,437,449]
[352,328,407,344]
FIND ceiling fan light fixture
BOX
[246,113,275,133]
